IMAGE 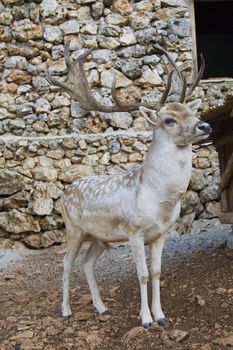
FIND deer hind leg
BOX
[150,235,168,326]
[129,231,153,328]
[62,230,84,318]
[83,240,109,315]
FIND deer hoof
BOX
[143,322,152,329]
[63,315,71,320]
[101,309,110,315]
[157,318,169,327]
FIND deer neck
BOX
[139,128,192,194]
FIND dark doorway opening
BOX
[194,0,233,79]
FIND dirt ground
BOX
[0,225,233,350]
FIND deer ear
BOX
[186,98,202,113]
[139,107,158,127]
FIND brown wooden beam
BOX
[218,211,233,224]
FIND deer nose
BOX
[197,123,212,134]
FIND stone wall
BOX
[0,133,220,248]
[0,0,232,248]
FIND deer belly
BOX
[80,216,129,242]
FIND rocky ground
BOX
[0,220,233,350]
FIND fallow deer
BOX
[48,42,211,328]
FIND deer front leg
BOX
[150,235,168,326]
[129,232,153,328]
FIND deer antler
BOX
[154,44,205,103]
[154,44,188,104]
[47,41,204,112]
[47,41,158,112]
[186,54,205,99]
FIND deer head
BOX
[139,99,211,147]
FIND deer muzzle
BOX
[196,122,212,135]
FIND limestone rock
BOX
[0,210,40,234]
[41,0,59,17]
[110,112,133,129]
[59,164,94,183]
[177,213,196,235]
[0,6,13,25]
[101,69,132,88]
[181,190,203,216]
[46,150,64,160]
[0,25,12,42]
[0,191,30,210]
[43,25,63,44]
[189,169,206,191]
[200,202,221,219]
[99,152,111,165]
[32,166,58,182]
[92,49,116,64]
[39,214,63,231]
[8,118,26,130]
[161,0,186,6]
[12,19,43,41]
[138,66,162,86]
[48,107,70,128]
[23,234,41,249]
[7,69,32,84]
[108,140,121,154]
[5,55,27,69]
[0,170,32,195]
[41,230,65,248]
[111,152,128,164]
[0,238,26,250]
[129,12,155,30]
[111,0,133,15]
[98,36,120,50]
[120,60,142,79]
[120,27,137,46]
[134,1,154,12]
[71,102,88,119]
[105,13,128,26]
[47,58,66,75]
[132,141,147,152]
[16,103,34,117]
[52,95,70,109]
[59,20,80,35]
[136,28,157,44]
[168,18,190,38]
[32,198,54,216]
[35,98,51,114]
[196,157,210,169]
[32,76,50,91]
[199,185,218,204]
[81,21,98,35]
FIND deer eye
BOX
[164,118,176,125]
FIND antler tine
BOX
[46,42,96,110]
[160,70,174,105]
[63,41,74,70]
[111,74,123,107]
[179,76,187,103]
[74,45,104,110]
[186,54,205,98]
[154,44,187,104]
[46,74,74,95]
